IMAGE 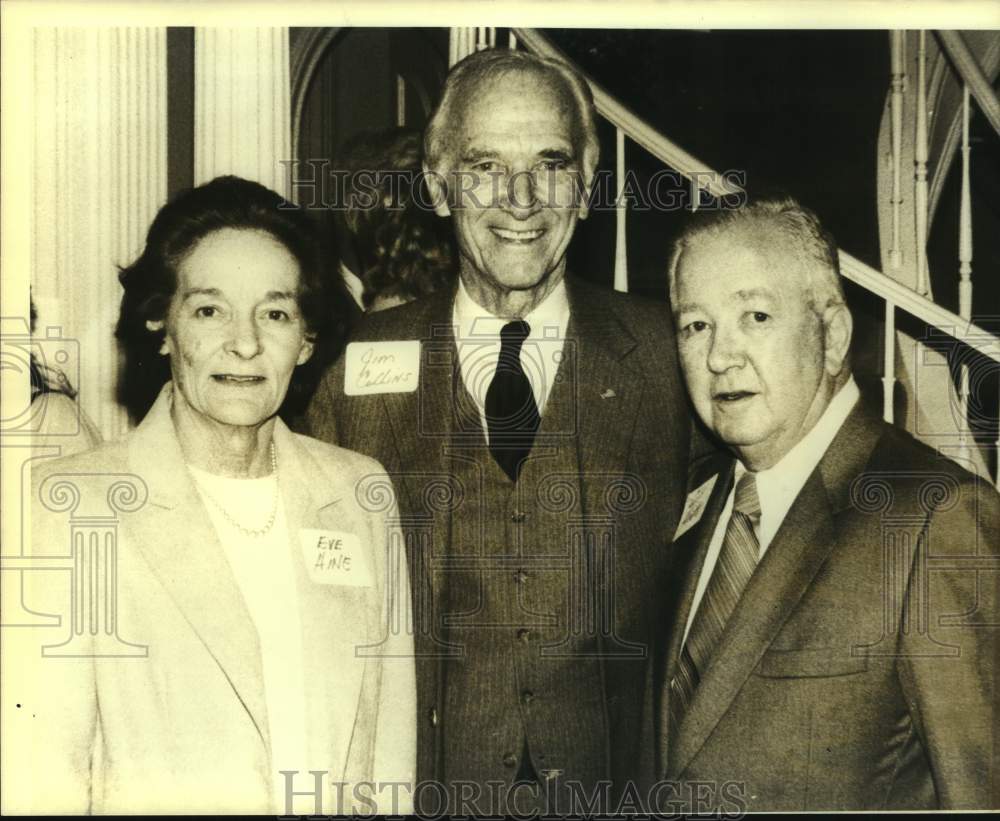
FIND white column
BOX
[194,28,291,197]
[449,28,479,66]
[32,28,167,442]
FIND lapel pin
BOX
[600,388,616,399]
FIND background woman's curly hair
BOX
[337,129,455,308]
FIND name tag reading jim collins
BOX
[344,340,420,396]
[300,529,374,588]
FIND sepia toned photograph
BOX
[1,1,998,815]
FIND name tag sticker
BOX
[344,341,420,396]
[672,474,719,542]
[300,529,373,587]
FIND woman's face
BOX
[147,228,314,430]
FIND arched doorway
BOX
[289,27,448,213]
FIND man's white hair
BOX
[423,48,599,184]
[667,195,847,317]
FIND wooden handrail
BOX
[512,28,743,200]
[937,30,1000,139]
[840,251,1000,364]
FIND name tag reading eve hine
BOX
[300,529,374,587]
[672,474,719,541]
[344,341,420,396]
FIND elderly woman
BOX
[5,176,415,814]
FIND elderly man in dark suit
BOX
[306,48,691,813]
[650,195,999,811]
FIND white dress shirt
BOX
[681,377,861,646]
[188,466,309,814]
[452,276,571,439]
[340,262,365,310]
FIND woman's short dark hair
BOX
[116,175,350,422]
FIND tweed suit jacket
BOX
[305,276,692,793]
[645,402,1000,811]
[2,385,416,814]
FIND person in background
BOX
[652,194,998,811]
[3,176,415,815]
[334,128,455,313]
[28,297,102,457]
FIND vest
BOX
[436,353,610,799]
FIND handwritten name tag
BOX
[672,474,719,542]
[344,341,419,396]
[300,529,374,588]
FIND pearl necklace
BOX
[192,442,279,538]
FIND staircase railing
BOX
[879,29,1000,482]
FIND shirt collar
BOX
[339,262,365,310]
[736,376,860,551]
[452,275,570,342]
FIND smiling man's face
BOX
[432,69,590,315]
[673,229,839,470]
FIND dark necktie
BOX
[484,320,541,482]
[669,471,760,729]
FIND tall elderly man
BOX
[306,49,691,812]
[651,196,999,811]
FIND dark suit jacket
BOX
[305,276,692,796]
[646,402,1000,811]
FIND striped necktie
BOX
[669,470,760,729]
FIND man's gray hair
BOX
[423,48,599,181]
[667,195,847,316]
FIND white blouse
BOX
[188,465,309,814]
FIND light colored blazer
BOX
[3,385,415,814]
[30,390,102,458]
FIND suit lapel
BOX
[670,402,885,777]
[566,280,646,523]
[126,388,270,749]
[657,454,734,776]
[275,422,370,779]
[670,473,837,776]
[374,287,458,643]
[377,287,456,532]
[383,278,646,519]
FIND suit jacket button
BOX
[502,752,518,768]
[428,707,439,727]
